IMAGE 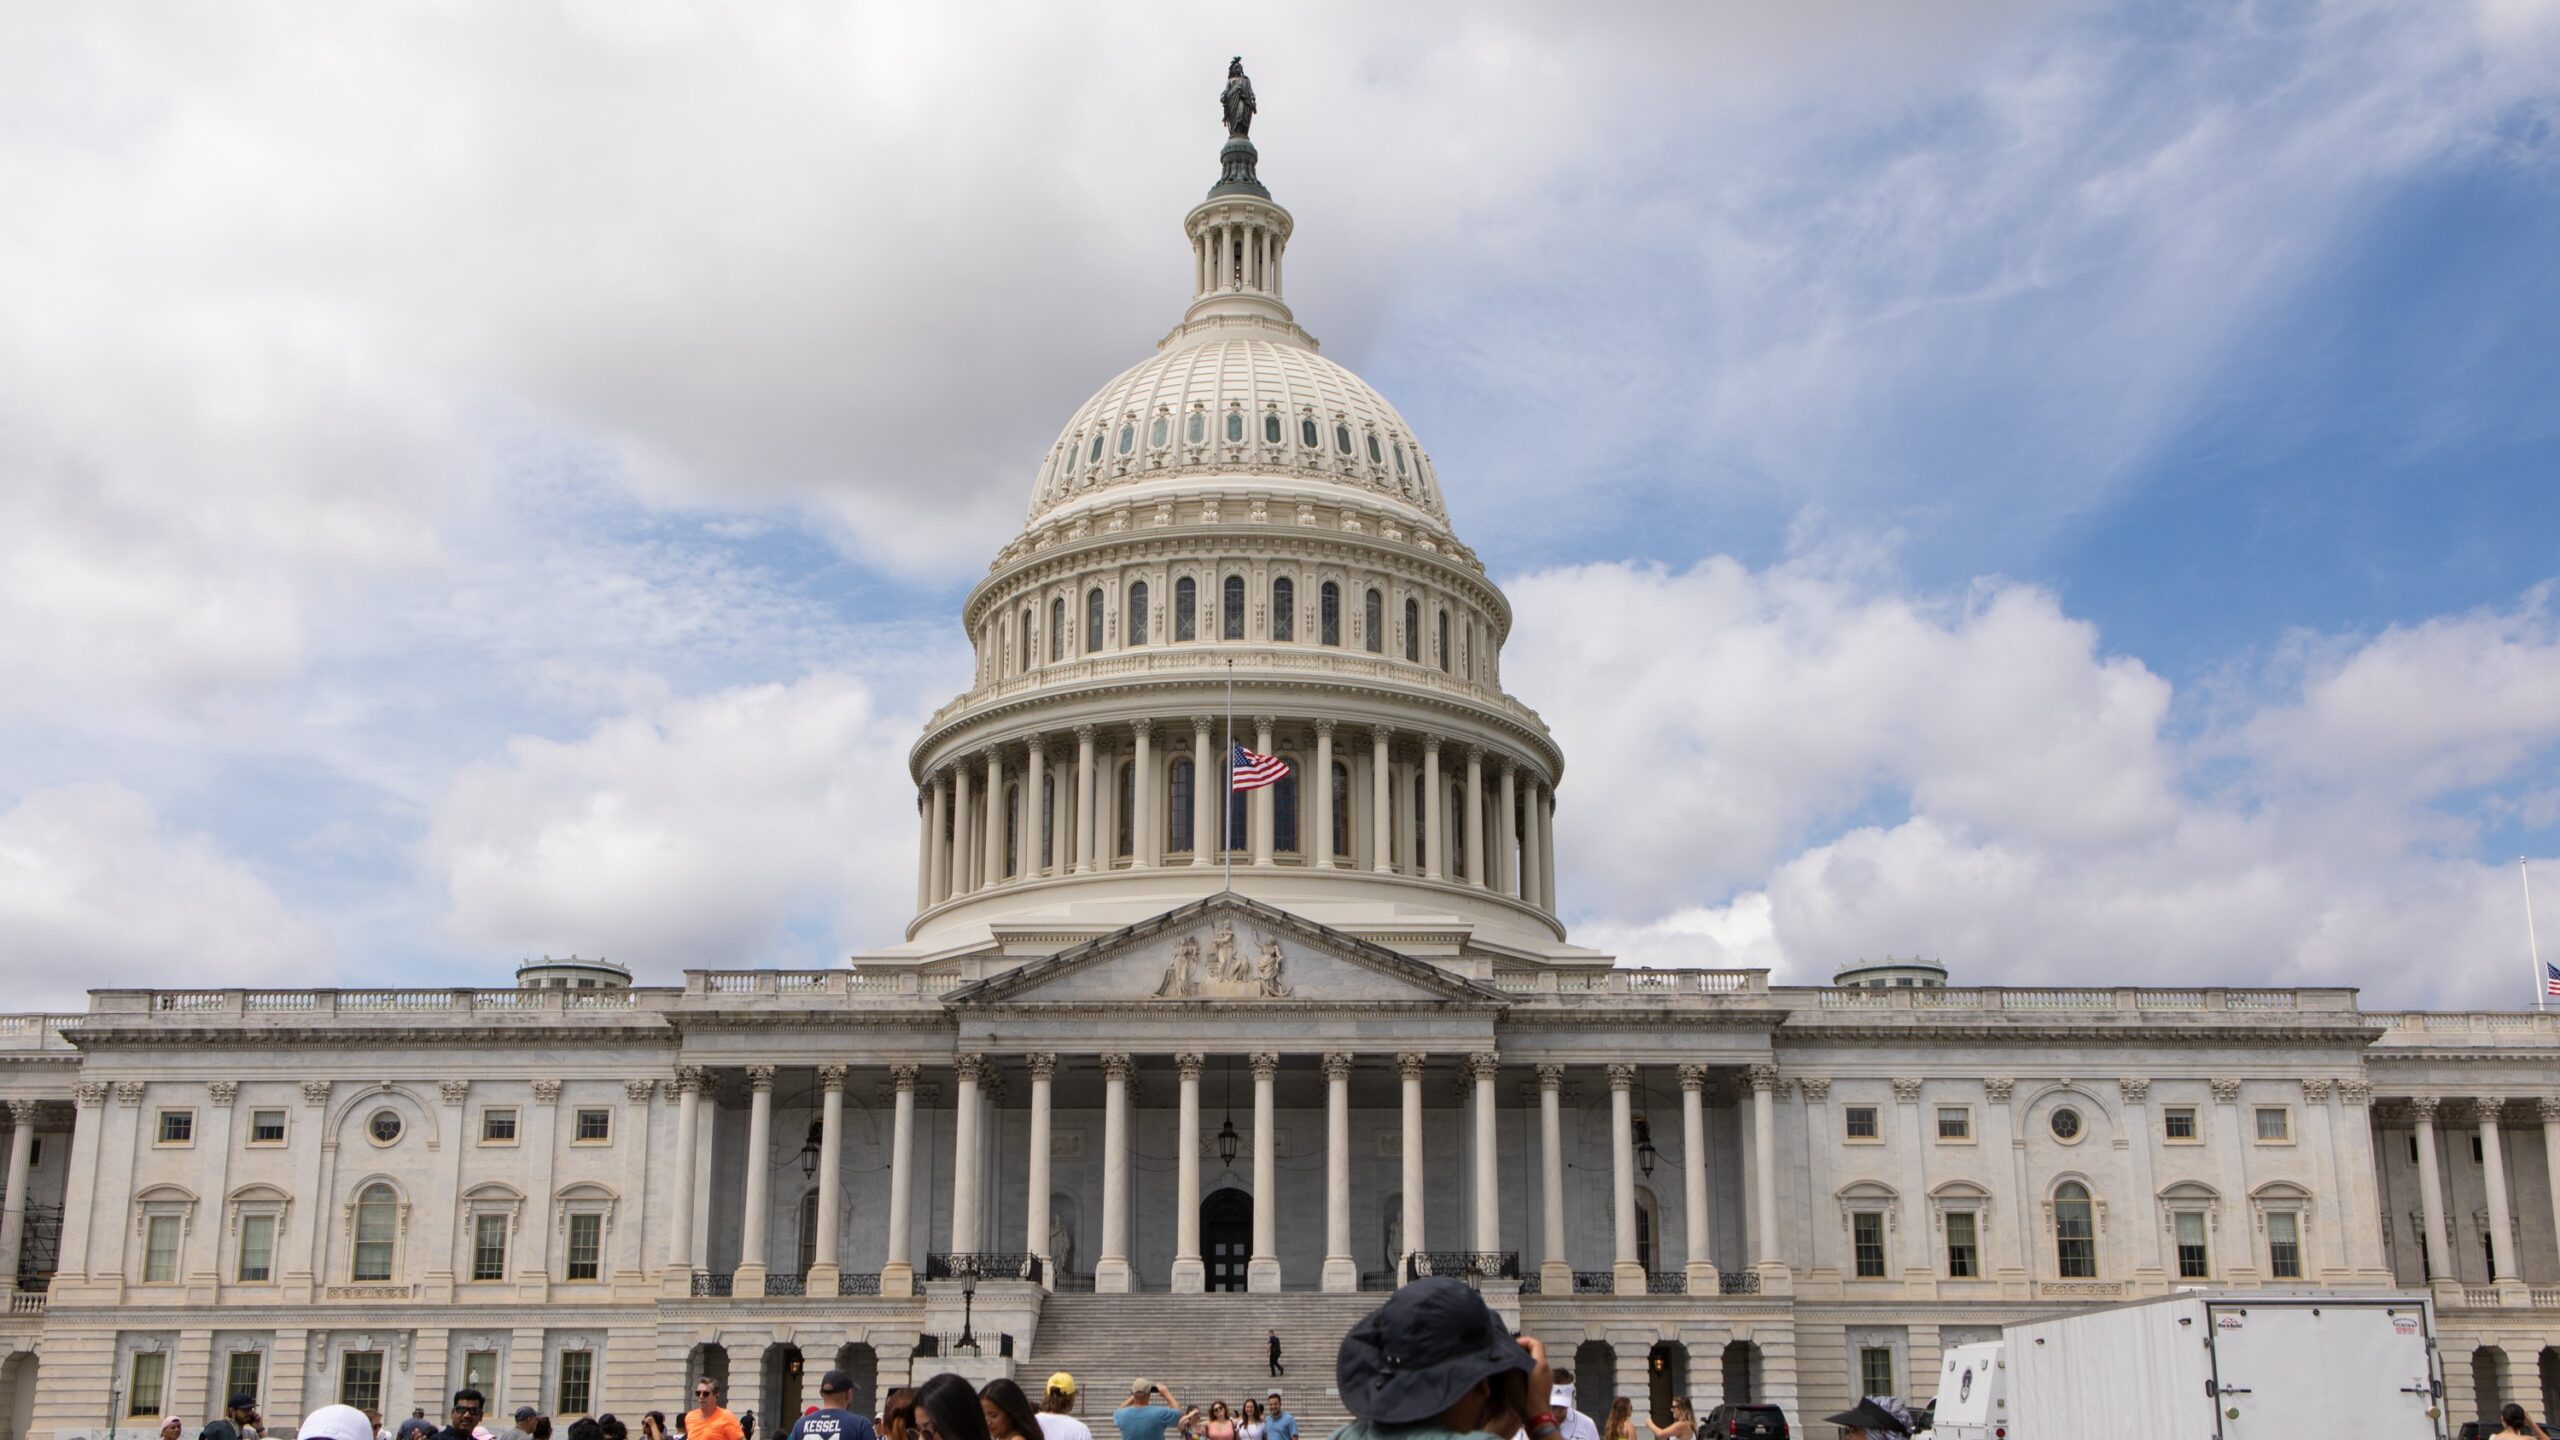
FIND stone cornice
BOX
[1775,1020,2386,1046]
[71,1020,678,1048]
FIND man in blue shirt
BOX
[785,1371,879,1440]
[1261,1394,1296,1440]
[1112,1381,1184,1440]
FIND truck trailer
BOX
[1924,1291,2445,1439]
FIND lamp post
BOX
[957,1261,979,1354]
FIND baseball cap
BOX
[517,1408,541,1421]
[821,1370,855,1396]
[1048,1374,1078,1398]
[229,1396,259,1411]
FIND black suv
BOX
[1698,1404,1788,1439]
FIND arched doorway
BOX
[1204,1188,1252,1292]
[762,1343,806,1423]
[687,1343,732,1406]
[1719,1341,1759,1406]
[1572,1342,1617,1425]
[2473,1347,2507,1431]
[1647,1342,1688,1426]
[0,1351,38,1440]
[835,1343,879,1417]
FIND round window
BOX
[2050,1107,2083,1141]
[368,1110,404,1145]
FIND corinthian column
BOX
[810,1066,846,1291]
[1750,1065,1783,1275]
[1252,716,1277,866]
[2411,1096,2452,1284]
[951,1056,984,1257]
[1097,1053,1133,1292]
[1537,1065,1569,1292]
[1191,716,1216,868]
[1022,734,1047,877]
[1463,747,1485,887]
[736,1065,775,1294]
[2477,1098,2519,1288]
[1173,1053,1205,1292]
[927,775,951,903]
[0,1100,34,1286]
[1075,726,1099,873]
[1469,1052,1501,1252]
[1538,785,1557,908]
[664,1068,703,1278]
[1609,1064,1644,1294]
[1323,1053,1355,1291]
[1132,721,1156,866]
[1313,719,1336,868]
[1681,1065,1716,1291]
[915,789,934,910]
[983,747,1005,886]
[1521,778,1545,908]
[1249,1052,1282,1290]
[1399,1053,1427,1270]
[882,1065,919,1296]
[950,763,974,894]
[1026,1055,1056,1283]
[1497,762,1518,895]
[1370,728,1394,874]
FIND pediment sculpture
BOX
[1154,920,1290,999]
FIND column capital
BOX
[672,1065,710,1095]
[1369,725,1395,746]
[113,1081,145,1107]
[2538,1096,2560,1124]
[1890,1077,1923,1103]
[1465,1052,1501,1083]
[74,1082,108,1108]
[1536,1063,1566,1091]
[1422,733,1443,756]
[738,1066,772,1093]
[1744,1064,1778,1094]
[436,1079,470,1106]
[2208,1077,2242,1104]
[1176,1053,1205,1079]
[531,1079,564,1105]
[2299,1078,2332,1102]
[980,744,1002,764]
[1677,1065,1709,1093]
[1075,724,1098,743]
[1193,714,1216,736]
[1027,1053,1057,1082]
[955,1055,990,1084]
[2471,1096,2508,1123]
[1501,757,1518,778]
[299,1080,331,1107]
[1314,716,1337,736]
[1131,718,1155,738]
[1799,1077,1832,1101]
[2409,1095,2441,1123]
[1982,1076,2014,1102]
[932,771,952,794]
[5,1098,36,1125]
[1101,1052,1134,1082]
[2118,1077,2151,1103]
[1396,1052,1429,1081]
[206,1080,239,1107]
[1250,1052,1281,1079]
[817,1065,847,1092]
[626,1078,659,1103]
[1609,1063,1639,1092]
[2339,1077,2372,1106]
[1322,1053,1353,1082]
[1463,743,1485,764]
[891,1064,920,1091]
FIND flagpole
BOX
[2527,858,2545,1013]
[1224,658,1235,893]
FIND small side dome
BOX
[514,955,632,990]
[1832,955,1951,990]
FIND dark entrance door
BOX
[1203,1188,1253,1292]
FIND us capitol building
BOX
[3,67,2557,1437]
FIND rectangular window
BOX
[2175,1212,2211,1278]
[2255,1107,2290,1142]
[559,1350,596,1413]
[249,1109,287,1144]
[2471,1135,2485,1164]
[2268,1212,2303,1279]
[143,1214,181,1282]
[1945,1211,1979,1278]
[574,1107,612,1142]
[566,1212,603,1281]
[129,1352,167,1414]
[156,1109,194,1145]
[1844,1105,1880,1140]
[339,1350,385,1408]
[1858,1347,1894,1399]
[2164,1106,2199,1140]
[472,1213,508,1281]
[464,1351,499,1393]
[237,1213,276,1282]
[1852,1212,1887,1278]
[1936,1107,1971,1140]
[225,1351,263,1402]
[481,1108,519,1144]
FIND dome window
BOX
[1320,582,1341,646]
[1265,412,1284,444]
[1117,423,1135,455]
[1334,423,1354,455]
[1150,417,1169,448]
[1227,410,1246,443]
[1129,581,1149,644]
[1222,575,1246,640]
[1366,433,1383,465]
[1272,577,1294,641]
[1403,598,1420,663]
[1364,589,1384,654]
[1087,433,1105,464]
[1086,588,1105,652]
[1188,412,1207,445]
[1393,442,1408,476]
[1300,417,1320,449]
[1175,577,1198,641]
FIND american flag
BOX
[2545,960,2560,998]
[1229,741,1289,792]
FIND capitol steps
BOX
[1025,1293,1377,1439]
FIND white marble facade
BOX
[4,78,2557,1440]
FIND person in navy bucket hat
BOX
[1332,1277,1557,1440]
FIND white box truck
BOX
[1921,1292,2445,1439]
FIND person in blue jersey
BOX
[786,1371,880,1440]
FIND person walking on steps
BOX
[1269,1330,1284,1380]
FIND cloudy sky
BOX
[4,1,2557,1009]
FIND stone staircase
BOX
[1025,1293,1378,1439]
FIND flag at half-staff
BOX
[1229,741,1289,791]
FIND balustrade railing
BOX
[1571,1271,1615,1294]
[926,1252,1047,1285]
[1718,1270,1761,1295]
[1402,1251,1520,1283]
[766,1273,808,1297]
[1644,1270,1688,1295]
[841,1272,884,1296]
[692,1271,735,1298]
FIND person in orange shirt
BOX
[686,1380,744,1440]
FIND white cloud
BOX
[1511,556,2559,1007]
[424,672,921,973]
[0,784,334,1008]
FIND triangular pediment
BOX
[945,894,1509,1009]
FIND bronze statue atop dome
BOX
[1221,58,1257,138]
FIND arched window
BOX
[2054,1182,2097,1278]
[1320,582,1341,646]
[1050,598,1065,662]
[1403,598,1420,662]
[1129,581,1150,645]
[1086,588,1104,653]
[1274,758,1301,854]
[1175,577,1197,641]
[1167,758,1195,854]
[1365,589,1384,653]
[1018,606,1032,672]
[1004,784,1020,878]
[1222,576,1246,640]
[1437,609,1451,672]
[1040,772,1055,869]
[1272,577,1294,641]
[1332,761,1352,857]
[1117,762,1134,859]
[352,1183,398,1281]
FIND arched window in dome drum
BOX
[1274,758,1300,854]
[1223,575,1246,640]
[1271,577,1294,641]
[1040,773,1055,869]
[1166,758,1194,854]
[1116,761,1134,859]
[1188,412,1206,445]
[1411,771,1426,873]
[1050,598,1066,662]
[1128,581,1149,645]
[1175,577,1197,640]
[1300,417,1320,450]
[1004,785,1019,878]
[1332,761,1352,858]
[1367,432,1383,465]
[1088,433,1105,464]
[1320,582,1341,646]
[1447,779,1465,877]
[1226,410,1244,443]
[1117,423,1135,455]
[1365,589,1384,653]
[1150,416,1169,448]
[1086,588,1104,653]
[1437,609,1451,672]
[1394,441,1408,476]
[1403,598,1420,663]
[1335,423,1354,455]
[1265,411,1283,444]
[1019,606,1031,672]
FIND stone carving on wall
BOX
[1151,922,1290,999]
